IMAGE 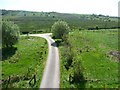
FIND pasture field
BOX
[2,36,48,88]
[60,29,119,88]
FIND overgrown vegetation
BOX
[2,36,48,88]
[59,36,86,88]
[2,21,20,48]
[60,29,119,88]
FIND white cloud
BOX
[0,0,119,16]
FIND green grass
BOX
[2,36,48,88]
[60,29,119,88]
[2,10,118,33]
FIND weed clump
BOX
[60,34,86,87]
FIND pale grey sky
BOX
[0,0,119,16]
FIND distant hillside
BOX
[1,9,118,32]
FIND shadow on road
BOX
[51,42,57,47]
[1,47,17,61]
[51,40,62,47]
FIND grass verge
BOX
[60,29,119,88]
[2,36,48,88]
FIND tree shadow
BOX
[74,77,87,89]
[51,40,62,47]
[70,71,87,89]
[1,47,17,61]
[69,63,87,89]
[51,42,57,47]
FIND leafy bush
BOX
[72,59,84,83]
[51,20,70,40]
[63,47,73,70]
[68,58,85,86]
[2,21,20,48]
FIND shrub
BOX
[2,21,20,48]
[51,20,70,40]
[72,59,85,83]
[68,58,85,84]
[63,47,73,70]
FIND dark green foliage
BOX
[60,35,74,70]
[63,47,73,70]
[54,39,62,47]
[72,59,85,83]
[51,20,70,40]
[2,21,20,48]
[59,32,85,87]
[60,37,86,88]
[68,58,86,88]
[2,47,17,60]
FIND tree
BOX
[24,14,26,16]
[96,25,99,30]
[2,21,20,48]
[51,20,70,40]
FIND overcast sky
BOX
[0,0,119,16]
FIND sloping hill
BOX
[1,9,118,33]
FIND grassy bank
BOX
[2,36,48,88]
[60,29,119,88]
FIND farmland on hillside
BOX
[1,10,118,33]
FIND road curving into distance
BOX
[29,33,60,88]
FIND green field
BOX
[2,36,48,88]
[1,9,119,89]
[2,10,118,33]
[60,29,119,88]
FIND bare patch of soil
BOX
[108,50,120,62]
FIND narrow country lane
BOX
[29,33,60,88]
